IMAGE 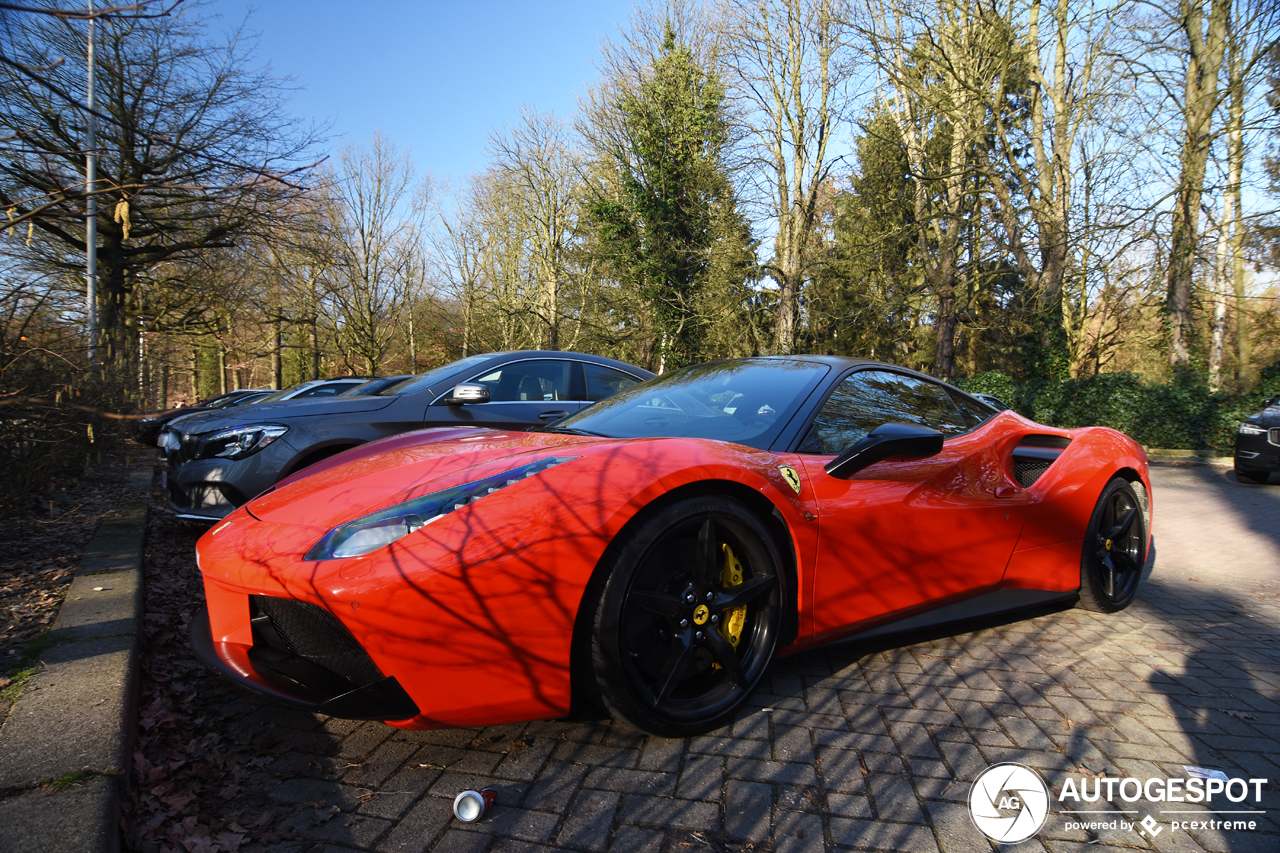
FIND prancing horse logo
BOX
[778,465,802,494]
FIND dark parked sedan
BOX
[160,351,653,521]
[133,389,272,446]
[1234,395,1280,484]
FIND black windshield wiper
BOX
[528,425,607,437]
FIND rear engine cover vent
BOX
[1010,435,1070,487]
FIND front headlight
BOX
[195,424,288,460]
[305,456,577,561]
[1239,422,1267,436]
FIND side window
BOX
[946,388,995,429]
[474,360,572,403]
[583,364,642,402]
[799,370,970,454]
[800,370,918,453]
[899,378,969,435]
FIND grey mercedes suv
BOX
[160,351,653,521]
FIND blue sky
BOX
[205,1,639,178]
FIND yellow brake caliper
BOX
[718,543,748,653]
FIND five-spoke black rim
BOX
[618,514,778,721]
[1093,489,1143,603]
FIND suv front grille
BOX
[1269,428,1280,447]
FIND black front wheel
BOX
[1077,478,1146,612]
[589,495,783,737]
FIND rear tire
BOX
[589,495,782,737]
[1077,478,1146,613]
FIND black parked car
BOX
[133,389,272,446]
[160,351,654,521]
[1234,395,1280,484]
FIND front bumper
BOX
[1234,430,1280,472]
[165,442,293,521]
[190,604,419,721]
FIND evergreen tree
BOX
[589,26,750,371]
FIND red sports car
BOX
[192,357,1152,737]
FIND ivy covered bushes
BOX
[955,363,1280,453]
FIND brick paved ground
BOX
[155,466,1280,853]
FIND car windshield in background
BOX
[339,376,411,396]
[254,386,304,403]
[376,354,495,397]
[552,359,830,449]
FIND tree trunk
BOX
[272,317,283,390]
[217,338,227,395]
[1208,189,1232,390]
[1226,14,1250,389]
[309,316,320,380]
[190,349,199,400]
[408,310,417,373]
[932,246,959,379]
[775,266,801,355]
[1167,0,1230,369]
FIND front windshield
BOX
[376,354,495,397]
[254,385,306,403]
[552,359,830,449]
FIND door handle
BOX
[539,411,570,421]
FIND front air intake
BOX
[249,596,383,695]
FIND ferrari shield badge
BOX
[778,465,802,494]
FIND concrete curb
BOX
[0,465,151,853]
[1144,448,1232,466]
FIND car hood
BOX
[1245,405,1280,428]
[166,395,398,436]
[244,429,608,529]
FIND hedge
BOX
[954,363,1280,454]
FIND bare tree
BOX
[719,0,855,354]
[1207,0,1278,389]
[861,0,1001,377]
[430,179,491,357]
[316,133,427,374]
[0,2,319,374]
[486,109,582,350]
[1163,0,1232,369]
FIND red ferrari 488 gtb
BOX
[192,357,1152,737]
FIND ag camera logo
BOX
[969,763,1051,843]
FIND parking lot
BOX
[136,464,1280,853]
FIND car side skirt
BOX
[830,587,1077,646]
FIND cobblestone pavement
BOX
[162,466,1280,853]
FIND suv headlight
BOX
[1239,422,1267,436]
[195,424,288,460]
[306,456,577,560]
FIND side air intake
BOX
[1010,435,1070,487]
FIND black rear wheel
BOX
[589,495,782,737]
[1077,478,1146,612]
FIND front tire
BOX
[590,495,783,737]
[1077,478,1146,612]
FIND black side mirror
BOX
[445,383,490,405]
[825,422,944,479]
